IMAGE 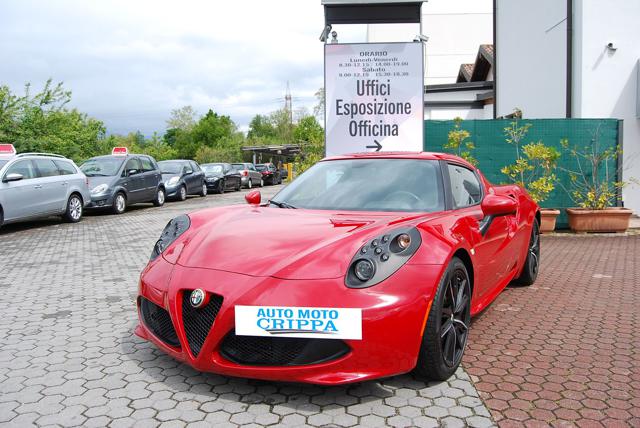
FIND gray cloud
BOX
[0,0,327,135]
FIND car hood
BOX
[161,173,180,182]
[177,206,436,280]
[87,176,116,188]
[205,173,222,179]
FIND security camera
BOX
[606,42,617,51]
[331,31,338,43]
[414,34,429,43]
[319,25,332,42]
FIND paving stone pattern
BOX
[0,186,495,428]
[465,234,640,427]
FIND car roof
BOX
[158,159,192,163]
[322,151,476,168]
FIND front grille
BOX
[139,297,180,348]
[220,332,350,366]
[181,291,223,357]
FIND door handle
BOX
[62,182,68,186]
[34,185,42,189]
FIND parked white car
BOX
[0,147,91,227]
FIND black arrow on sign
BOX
[366,140,382,152]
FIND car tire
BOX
[236,181,241,191]
[200,183,208,197]
[260,178,264,187]
[247,179,252,189]
[218,180,225,194]
[112,192,127,215]
[414,256,471,381]
[512,218,540,286]
[153,188,166,207]
[63,194,83,223]
[178,185,187,201]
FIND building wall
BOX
[573,0,640,213]
[495,0,568,118]
[367,0,493,85]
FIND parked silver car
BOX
[231,162,264,188]
[0,152,91,227]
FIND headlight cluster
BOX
[167,176,180,186]
[346,227,422,288]
[91,184,109,195]
[150,214,191,261]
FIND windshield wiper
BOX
[270,200,297,209]
[85,173,109,177]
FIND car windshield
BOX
[231,163,245,170]
[202,164,223,174]
[271,159,445,212]
[255,165,267,171]
[0,160,8,169]
[158,161,183,174]
[80,157,124,176]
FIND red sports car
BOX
[135,152,540,385]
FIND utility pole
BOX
[285,81,293,126]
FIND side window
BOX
[34,159,60,177]
[140,156,154,172]
[190,161,200,172]
[5,160,37,180]
[124,158,141,175]
[54,160,77,175]
[183,163,193,174]
[249,164,256,171]
[447,164,482,208]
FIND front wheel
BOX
[200,183,208,197]
[414,257,471,381]
[63,194,83,223]
[247,179,252,189]
[218,180,225,194]
[112,192,127,214]
[153,188,166,207]
[513,219,540,286]
[259,178,264,187]
[178,185,187,201]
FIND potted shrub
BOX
[501,119,561,233]
[559,127,633,233]
[443,117,478,166]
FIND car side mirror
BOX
[481,194,517,217]
[3,173,24,183]
[245,190,261,205]
[128,169,139,176]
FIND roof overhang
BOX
[322,1,425,25]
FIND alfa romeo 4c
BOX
[135,152,539,385]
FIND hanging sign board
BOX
[325,42,424,156]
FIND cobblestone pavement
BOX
[0,186,495,428]
[465,234,640,427]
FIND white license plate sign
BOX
[235,305,362,340]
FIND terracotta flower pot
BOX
[539,209,560,233]
[566,207,633,233]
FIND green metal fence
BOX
[424,119,621,228]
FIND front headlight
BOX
[345,227,422,288]
[91,184,109,195]
[167,176,180,186]
[150,214,190,261]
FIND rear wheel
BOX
[153,188,166,207]
[112,192,127,214]
[513,219,540,286]
[236,180,241,191]
[63,194,83,223]
[200,183,208,197]
[415,257,471,381]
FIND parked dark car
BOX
[201,163,242,193]
[158,160,207,201]
[80,150,165,214]
[279,167,289,181]
[255,163,282,185]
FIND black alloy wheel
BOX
[513,219,540,286]
[415,257,471,381]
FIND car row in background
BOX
[0,144,285,229]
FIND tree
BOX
[313,87,325,122]
[247,114,276,141]
[293,116,324,175]
[0,79,106,162]
[173,109,239,159]
[166,106,197,131]
[443,117,477,166]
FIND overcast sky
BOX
[0,0,356,135]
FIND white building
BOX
[496,0,640,212]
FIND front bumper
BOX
[135,256,441,385]
[164,184,180,198]
[86,193,115,208]
[205,178,221,190]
